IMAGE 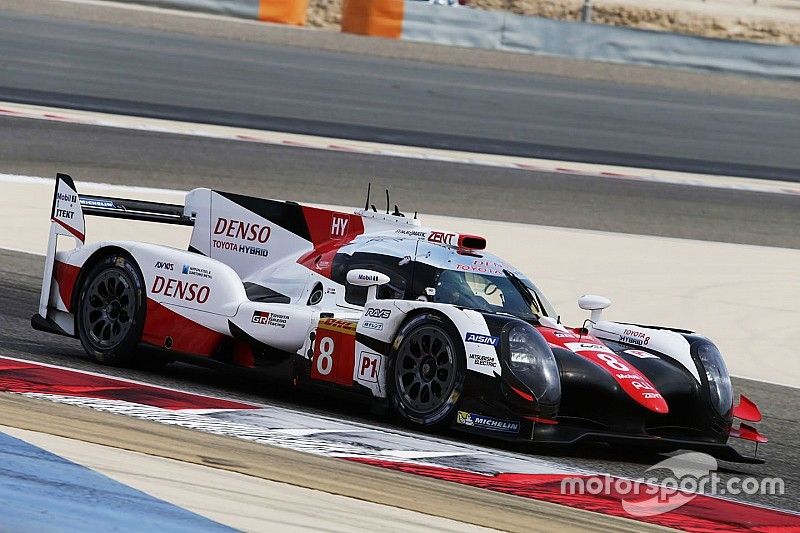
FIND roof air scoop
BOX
[457,234,486,250]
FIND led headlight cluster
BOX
[506,323,561,404]
[695,341,733,416]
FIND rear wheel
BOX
[76,252,146,366]
[389,313,465,428]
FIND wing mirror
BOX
[578,294,611,323]
[346,269,390,301]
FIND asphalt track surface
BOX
[4,116,800,250]
[0,248,797,513]
[0,9,799,181]
[0,0,798,519]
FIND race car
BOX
[33,174,767,463]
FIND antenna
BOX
[385,189,390,214]
[393,204,404,217]
[364,182,371,210]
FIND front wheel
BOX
[76,252,146,366]
[389,313,466,428]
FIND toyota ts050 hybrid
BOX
[34,174,767,463]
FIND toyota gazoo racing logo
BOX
[252,310,289,328]
[151,276,210,303]
[364,308,391,319]
[464,332,500,346]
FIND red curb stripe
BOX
[0,357,257,410]
[348,458,800,533]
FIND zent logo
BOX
[464,332,500,346]
[151,276,209,303]
[331,216,349,237]
[364,308,391,319]
[428,231,455,245]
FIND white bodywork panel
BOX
[590,320,701,383]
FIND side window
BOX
[464,273,505,307]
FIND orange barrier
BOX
[259,0,309,25]
[341,0,403,38]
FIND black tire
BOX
[389,313,466,428]
[76,252,146,366]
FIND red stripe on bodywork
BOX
[0,357,256,410]
[348,458,800,533]
[142,299,225,356]
[52,217,85,242]
[53,260,80,311]
[297,206,365,278]
[538,328,669,414]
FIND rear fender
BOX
[56,241,246,336]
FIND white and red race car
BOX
[33,174,766,462]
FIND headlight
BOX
[506,324,561,405]
[694,341,733,416]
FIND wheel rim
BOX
[81,267,136,350]
[395,325,457,415]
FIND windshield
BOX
[432,270,556,318]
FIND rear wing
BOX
[38,173,193,317]
[79,194,193,226]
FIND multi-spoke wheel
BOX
[390,313,465,428]
[76,252,146,366]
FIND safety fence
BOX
[110,0,800,78]
[341,0,800,79]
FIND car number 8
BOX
[598,352,629,372]
[316,336,335,375]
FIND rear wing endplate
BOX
[38,173,194,318]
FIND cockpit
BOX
[432,269,556,318]
[332,236,557,319]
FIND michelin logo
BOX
[456,411,520,434]
[464,332,500,346]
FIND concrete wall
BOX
[401,2,800,79]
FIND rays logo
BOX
[364,308,391,319]
[464,332,499,346]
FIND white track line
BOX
[2,101,799,196]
